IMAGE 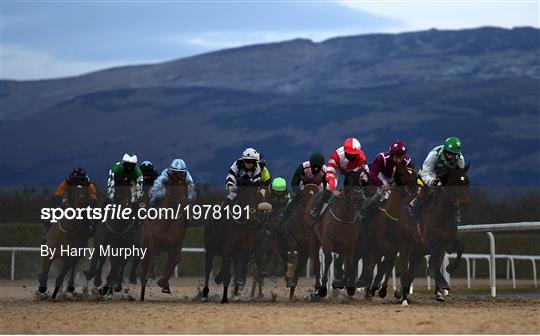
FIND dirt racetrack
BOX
[1,278,539,334]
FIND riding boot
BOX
[406,187,430,220]
[310,188,332,221]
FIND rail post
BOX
[11,250,15,280]
[487,232,496,297]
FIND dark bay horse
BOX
[140,176,188,301]
[202,183,271,303]
[284,183,320,298]
[399,165,470,305]
[84,182,135,294]
[359,163,418,299]
[38,185,93,298]
[317,172,367,297]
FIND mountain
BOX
[1,27,539,187]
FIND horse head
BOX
[438,164,471,212]
[343,171,366,210]
[65,184,90,208]
[164,172,188,207]
[394,163,418,198]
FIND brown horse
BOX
[84,182,135,294]
[202,183,271,303]
[139,175,188,301]
[284,183,320,298]
[359,163,418,298]
[316,172,367,297]
[39,185,93,298]
[399,165,470,305]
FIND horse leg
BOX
[318,250,332,298]
[129,257,140,285]
[140,246,155,301]
[158,247,181,294]
[332,254,345,289]
[67,261,77,293]
[102,257,117,296]
[344,249,358,297]
[398,237,413,304]
[84,253,98,281]
[52,258,76,299]
[427,246,450,290]
[221,250,233,304]
[202,249,214,299]
[93,256,106,288]
[378,254,397,298]
[290,252,307,299]
[446,239,465,274]
[38,257,52,293]
[114,258,128,292]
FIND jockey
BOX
[310,138,368,221]
[54,167,98,208]
[369,140,415,196]
[291,153,327,193]
[269,177,292,212]
[107,152,144,205]
[139,160,159,188]
[44,167,98,240]
[150,159,196,207]
[407,136,466,219]
[225,148,265,202]
[280,153,326,221]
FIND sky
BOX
[1,0,539,80]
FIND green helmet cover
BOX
[309,153,325,167]
[272,177,287,192]
[444,137,462,154]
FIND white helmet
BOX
[169,159,187,172]
[242,148,259,160]
[122,152,138,164]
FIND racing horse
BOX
[140,174,188,301]
[398,165,470,305]
[358,163,418,298]
[84,181,136,294]
[283,183,320,298]
[312,172,367,297]
[202,180,271,303]
[38,185,93,298]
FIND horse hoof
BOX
[94,278,102,288]
[162,287,171,294]
[346,287,355,297]
[157,278,169,289]
[38,286,47,293]
[378,287,388,298]
[100,286,110,296]
[401,299,409,307]
[435,294,446,302]
[114,285,122,292]
[221,298,228,304]
[202,287,209,298]
[67,286,75,293]
[394,288,402,299]
[316,287,327,298]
